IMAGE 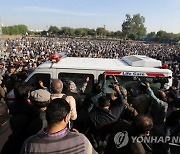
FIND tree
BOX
[2,24,28,35]
[96,27,108,37]
[2,27,9,34]
[114,30,124,38]
[61,27,74,36]
[122,14,132,38]
[156,30,167,41]
[146,32,156,41]
[80,28,88,37]
[87,29,96,37]
[74,28,88,37]
[155,30,178,42]
[74,28,82,36]
[122,14,146,39]
[174,34,180,41]
[18,24,28,34]
[41,30,48,36]
[106,31,114,38]
[48,26,60,35]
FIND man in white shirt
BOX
[50,79,77,120]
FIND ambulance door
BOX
[57,69,96,94]
[25,69,53,91]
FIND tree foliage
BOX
[96,27,109,37]
[144,31,180,42]
[146,32,156,40]
[60,27,74,36]
[48,26,60,35]
[2,24,28,35]
[122,14,132,38]
[155,30,180,42]
[2,22,180,42]
[122,14,146,39]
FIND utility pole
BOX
[0,18,5,55]
[0,18,2,38]
[0,18,2,53]
[103,25,106,29]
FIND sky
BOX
[0,0,180,33]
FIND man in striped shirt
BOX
[21,98,97,154]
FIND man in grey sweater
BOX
[21,98,97,154]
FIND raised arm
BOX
[145,82,167,108]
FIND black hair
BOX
[138,84,147,94]
[31,100,49,109]
[14,83,30,101]
[46,98,70,125]
[8,65,15,71]
[132,114,153,135]
[92,83,102,94]
[0,101,9,125]
[172,97,180,108]
[61,79,68,93]
[98,96,110,107]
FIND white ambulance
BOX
[6,54,172,100]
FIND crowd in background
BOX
[0,37,180,74]
[0,37,180,154]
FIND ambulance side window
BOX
[58,73,94,94]
[26,73,51,90]
[98,74,162,91]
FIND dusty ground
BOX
[1,35,22,39]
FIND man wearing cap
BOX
[2,89,51,154]
[27,89,51,136]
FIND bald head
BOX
[156,90,167,102]
[51,79,63,94]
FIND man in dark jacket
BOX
[0,101,12,152]
[26,89,51,136]
[89,83,126,131]
[105,115,153,154]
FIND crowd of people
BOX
[0,37,180,76]
[0,37,179,68]
[0,37,179,154]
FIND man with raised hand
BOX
[21,98,97,154]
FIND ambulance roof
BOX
[39,57,124,70]
[122,55,162,67]
[37,56,171,74]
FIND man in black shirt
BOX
[105,115,153,154]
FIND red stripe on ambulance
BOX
[146,73,165,77]
[105,71,122,75]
